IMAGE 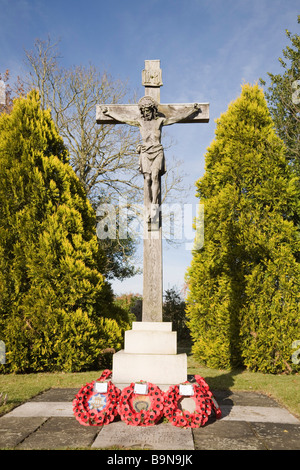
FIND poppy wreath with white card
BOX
[163,375,221,428]
[72,370,121,426]
[117,381,165,426]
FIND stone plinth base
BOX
[112,322,187,385]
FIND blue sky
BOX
[1,0,299,296]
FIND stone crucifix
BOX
[96,60,209,322]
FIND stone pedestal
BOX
[112,322,187,385]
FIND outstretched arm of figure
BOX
[101,106,140,127]
[163,103,201,126]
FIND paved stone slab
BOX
[213,390,280,407]
[92,420,194,450]
[4,402,73,418]
[193,420,267,450]
[221,405,299,424]
[17,417,99,450]
[0,416,47,448]
[30,388,78,402]
[250,422,300,450]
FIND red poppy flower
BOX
[202,415,208,426]
[192,414,202,423]
[132,415,141,426]
[178,416,188,427]
[183,410,191,420]
[152,399,164,411]
[171,415,184,427]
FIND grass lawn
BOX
[0,352,299,419]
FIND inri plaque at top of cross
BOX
[96,60,209,322]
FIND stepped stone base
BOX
[112,321,187,385]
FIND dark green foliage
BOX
[114,293,142,323]
[163,287,190,341]
[261,16,300,187]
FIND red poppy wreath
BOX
[163,375,221,428]
[73,369,121,426]
[118,381,165,426]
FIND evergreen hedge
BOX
[0,91,129,372]
[186,84,300,373]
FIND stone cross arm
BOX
[96,102,209,125]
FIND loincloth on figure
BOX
[138,144,166,176]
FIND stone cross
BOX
[96,60,209,322]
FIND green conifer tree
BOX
[186,84,300,373]
[0,91,128,372]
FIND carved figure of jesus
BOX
[101,96,200,222]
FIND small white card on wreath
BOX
[94,381,108,393]
[134,382,148,395]
[179,383,194,396]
